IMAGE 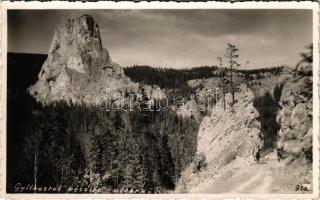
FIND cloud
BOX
[8,9,312,69]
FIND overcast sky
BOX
[8,9,312,69]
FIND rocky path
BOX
[192,160,309,194]
[230,163,273,193]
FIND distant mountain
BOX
[7,52,47,92]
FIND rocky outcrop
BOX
[29,15,139,104]
[176,84,263,192]
[197,84,263,168]
[276,73,312,164]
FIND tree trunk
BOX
[230,66,234,103]
[34,151,38,193]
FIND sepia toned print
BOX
[1,1,319,199]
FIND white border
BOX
[1,1,319,199]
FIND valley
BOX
[6,14,313,194]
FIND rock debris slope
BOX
[29,15,138,104]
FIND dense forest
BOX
[7,53,198,193]
[7,90,200,193]
[124,65,219,89]
[124,65,285,90]
[7,53,288,193]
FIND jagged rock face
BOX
[29,15,138,104]
[196,84,263,169]
[175,84,263,193]
[276,73,312,164]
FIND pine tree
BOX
[225,43,240,103]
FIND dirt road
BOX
[191,161,311,194]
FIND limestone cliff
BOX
[29,15,138,104]
[197,84,263,167]
[176,84,263,192]
[276,71,312,164]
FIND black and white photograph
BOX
[2,2,319,197]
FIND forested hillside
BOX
[7,53,200,192]
[7,53,47,92]
[124,65,286,89]
[7,91,199,193]
[7,52,291,193]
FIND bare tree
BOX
[225,43,240,103]
[25,110,43,193]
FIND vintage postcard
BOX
[0,1,319,199]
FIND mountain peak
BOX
[29,15,137,104]
[47,14,105,74]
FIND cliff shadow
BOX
[253,84,284,149]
